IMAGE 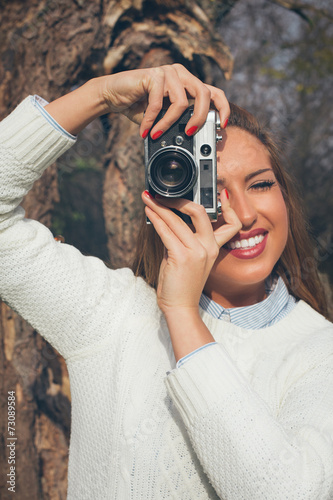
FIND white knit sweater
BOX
[1,97,333,500]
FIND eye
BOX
[250,180,276,191]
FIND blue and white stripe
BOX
[199,275,296,329]
[177,276,296,368]
[31,95,77,141]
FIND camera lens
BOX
[158,160,187,187]
[148,147,197,196]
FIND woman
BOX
[0,64,332,499]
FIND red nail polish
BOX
[152,130,163,140]
[142,129,150,139]
[144,190,154,199]
[223,118,229,129]
[186,125,198,136]
[225,188,229,199]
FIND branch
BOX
[270,0,333,24]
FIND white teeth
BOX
[227,233,265,250]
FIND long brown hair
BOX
[131,103,328,317]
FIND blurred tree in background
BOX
[0,0,332,498]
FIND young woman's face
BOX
[204,127,289,304]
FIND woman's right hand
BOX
[100,64,230,138]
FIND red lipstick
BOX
[224,229,268,260]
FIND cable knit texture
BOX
[1,97,333,500]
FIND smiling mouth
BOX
[225,232,267,250]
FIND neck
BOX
[203,279,267,309]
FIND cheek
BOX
[277,192,288,224]
[282,206,289,241]
[271,191,289,247]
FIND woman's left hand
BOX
[142,189,242,317]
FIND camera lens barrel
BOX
[147,146,198,197]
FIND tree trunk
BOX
[0,1,234,498]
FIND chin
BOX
[211,252,278,290]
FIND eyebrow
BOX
[217,168,274,184]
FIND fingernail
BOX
[186,125,198,136]
[225,188,229,199]
[223,118,229,129]
[142,129,150,139]
[144,190,154,199]
[152,130,163,140]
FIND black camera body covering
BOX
[144,107,221,223]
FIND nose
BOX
[229,191,258,229]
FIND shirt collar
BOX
[199,276,296,329]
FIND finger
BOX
[139,68,166,137]
[142,192,203,249]
[213,189,242,247]
[123,98,148,126]
[170,64,212,135]
[146,66,190,138]
[140,65,229,139]
[143,65,212,139]
[169,66,229,134]
[205,84,230,130]
[155,195,215,243]
[144,205,186,255]
[138,68,188,136]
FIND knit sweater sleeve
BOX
[0,97,134,359]
[165,332,333,499]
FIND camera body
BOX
[144,107,221,223]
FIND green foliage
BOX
[259,67,287,79]
[73,157,101,172]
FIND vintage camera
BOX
[144,107,222,223]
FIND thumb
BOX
[213,190,242,248]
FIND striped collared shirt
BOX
[177,276,296,368]
[199,275,297,329]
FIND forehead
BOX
[217,127,272,179]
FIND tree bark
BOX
[0,1,234,498]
